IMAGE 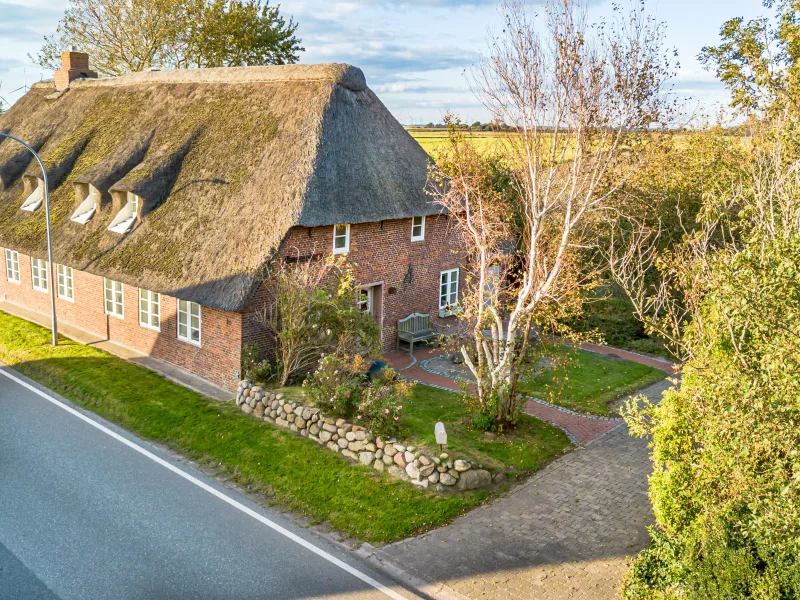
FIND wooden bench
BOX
[397,313,437,356]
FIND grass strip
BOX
[0,310,570,543]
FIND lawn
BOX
[0,310,570,544]
[520,347,666,416]
[400,385,569,477]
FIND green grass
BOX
[0,310,569,543]
[520,347,666,416]
[399,385,570,477]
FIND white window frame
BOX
[31,258,48,293]
[104,278,124,319]
[332,223,350,254]
[357,287,374,316]
[439,268,459,311]
[108,192,140,234]
[411,215,426,241]
[56,264,74,301]
[21,178,44,212]
[71,185,99,224]
[177,299,202,346]
[5,249,20,284]
[138,288,160,331]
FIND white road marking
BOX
[0,367,407,600]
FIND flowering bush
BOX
[241,342,279,384]
[355,369,413,438]
[304,354,368,418]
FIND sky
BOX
[0,0,768,124]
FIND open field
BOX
[407,127,506,155]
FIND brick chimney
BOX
[55,48,97,92]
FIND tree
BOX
[612,126,800,599]
[428,0,675,431]
[34,0,302,76]
[254,255,380,387]
[700,0,800,117]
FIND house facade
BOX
[0,53,462,392]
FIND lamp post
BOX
[0,132,58,346]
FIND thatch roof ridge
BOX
[0,63,434,312]
[70,63,367,91]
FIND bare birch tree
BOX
[429,0,674,429]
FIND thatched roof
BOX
[0,64,434,311]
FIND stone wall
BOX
[236,380,497,492]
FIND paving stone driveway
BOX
[376,379,673,600]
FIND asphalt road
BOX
[0,366,415,600]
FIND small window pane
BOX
[177,299,201,344]
[57,265,73,300]
[32,259,48,292]
[5,250,20,283]
[139,289,160,330]
[439,269,459,310]
[333,224,350,254]
[411,216,425,240]
[104,279,123,317]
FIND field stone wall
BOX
[236,380,495,492]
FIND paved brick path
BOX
[524,400,619,445]
[575,342,675,375]
[375,378,673,600]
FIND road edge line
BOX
[0,366,408,600]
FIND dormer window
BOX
[108,192,139,234]
[21,178,44,212]
[71,185,99,224]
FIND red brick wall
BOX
[0,248,242,391]
[1,215,463,390]
[241,214,464,354]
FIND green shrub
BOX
[304,354,367,418]
[241,342,279,385]
[621,205,800,597]
[565,294,671,358]
[354,370,412,438]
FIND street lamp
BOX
[0,132,58,346]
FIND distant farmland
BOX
[407,127,506,156]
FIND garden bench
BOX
[397,312,437,356]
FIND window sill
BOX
[6,279,20,285]
[332,249,349,255]
[439,307,459,318]
[105,311,124,320]
[32,286,48,294]
[410,237,425,243]
[139,322,161,333]
[57,295,75,303]
[177,336,202,348]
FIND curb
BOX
[355,543,471,600]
